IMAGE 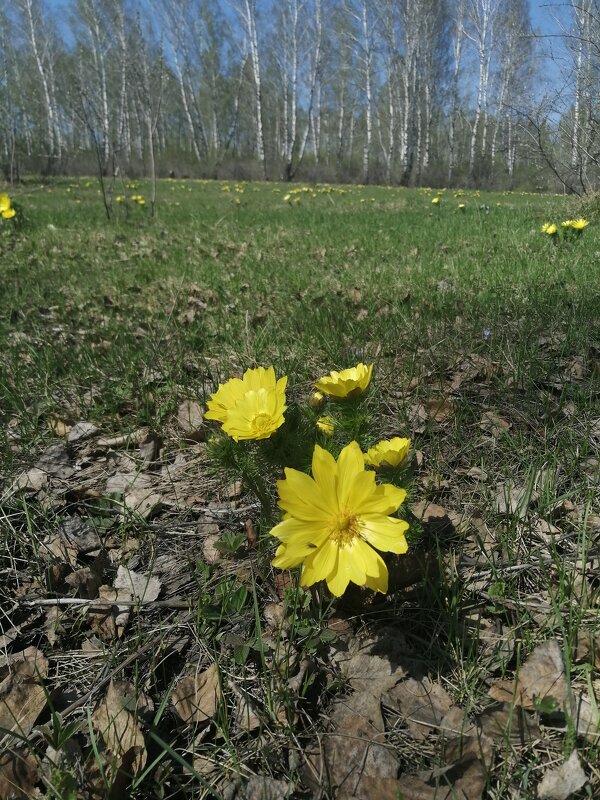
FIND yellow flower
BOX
[315,363,373,399]
[1,207,16,220]
[569,218,589,230]
[431,197,440,205]
[205,366,287,442]
[561,220,573,228]
[271,442,409,596]
[0,193,11,213]
[458,203,465,211]
[364,437,411,469]
[309,391,325,410]
[316,415,335,436]
[542,223,557,235]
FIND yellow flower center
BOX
[251,411,273,434]
[329,510,360,546]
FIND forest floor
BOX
[1,178,600,799]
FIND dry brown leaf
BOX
[426,399,455,422]
[113,565,161,604]
[92,680,147,784]
[172,664,220,725]
[494,481,537,518]
[9,468,48,495]
[485,636,600,738]
[67,421,99,443]
[332,630,412,694]
[59,516,101,554]
[408,399,455,433]
[47,415,72,437]
[235,694,261,733]
[479,410,512,436]
[538,750,587,800]
[244,518,258,546]
[411,501,456,537]
[488,639,568,709]
[40,533,79,567]
[223,776,293,800]
[44,606,65,647]
[0,647,49,737]
[89,585,133,640]
[122,489,162,520]
[65,566,103,598]
[177,400,205,441]
[385,677,454,741]
[305,691,399,799]
[477,703,540,743]
[0,749,39,799]
[36,443,75,480]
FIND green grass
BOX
[1,178,599,798]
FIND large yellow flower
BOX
[364,437,411,468]
[315,363,373,399]
[271,442,409,596]
[541,222,557,235]
[1,207,16,220]
[205,366,287,441]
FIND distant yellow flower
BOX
[458,204,465,211]
[315,363,373,399]
[205,366,287,442]
[1,207,16,220]
[541,223,557,235]
[364,437,411,469]
[0,193,11,213]
[316,415,335,436]
[561,220,573,228]
[431,197,440,205]
[569,218,589,230]
[271,442,409,596]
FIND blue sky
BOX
[43,0,565,31]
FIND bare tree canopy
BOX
[0,0,594,190]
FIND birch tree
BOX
[232,0,267,178]
[16,0,64,170]
[464,0,501,181]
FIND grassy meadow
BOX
[1,178,600,799]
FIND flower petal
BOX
[363,549,389,594]
[269,516,328,546]
[272,542,315,569]
[311,445,339,511]
[277,468,333,521]
[357,483,406,515]
[360,515,409,554]
[337,540,368,586]
[304,538,339,580]
[337,441,366,506]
